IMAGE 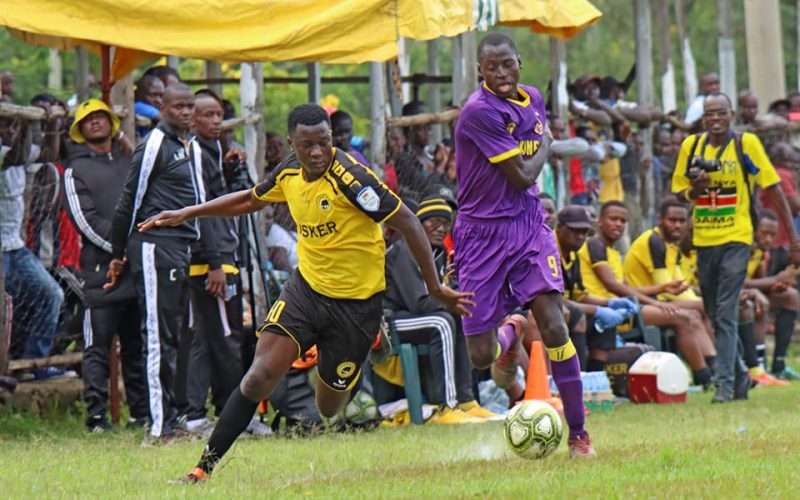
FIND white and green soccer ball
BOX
[343,390,380,424]
[504,400,563,459]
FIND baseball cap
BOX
[416,194,453,223]
[69,99,120,144]
[558,205,593,229]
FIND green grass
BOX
[2,384,799,499]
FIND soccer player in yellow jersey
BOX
[623,198,717,374]
[672,93,800,402]
[741,211,798,384]
[139,104,473,482]
[578,201,715,386]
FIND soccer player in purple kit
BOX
[454,33,596,458]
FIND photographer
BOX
[672,93,800,403]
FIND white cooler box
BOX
[628,351,689,404]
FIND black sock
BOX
[772,308,796,373]
[693,367,712,387]
[571,332,588,371]
[197,387,258,474]
[756,344,766,369]
[737,322,758,369]
[704,356,716,375]
[587,358,605,372]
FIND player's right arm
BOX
[385,204,475,317]
[495,131,553,190]
[137,161,289,232]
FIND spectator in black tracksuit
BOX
[109,84,203,441]
[383,195,494,420]
[182,91,244,432]
[62,99,148,432]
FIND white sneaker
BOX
[245,417,273,437]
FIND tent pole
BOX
[101,45,111,104]
[369,62,386,175]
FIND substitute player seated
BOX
[578,201,715,387]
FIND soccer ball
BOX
[343,390,380,424]
[504,400,563,459]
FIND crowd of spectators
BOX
[1,62,798,433]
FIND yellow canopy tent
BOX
[499,0,602,40]
[1,0,472,81]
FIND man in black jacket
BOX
[63,99,148,432]
[108,83,204,441]
[384,195,495,422]
[182,90,245,432]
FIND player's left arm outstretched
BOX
[385,204,475,317]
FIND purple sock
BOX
[496,324,516,355]
[550,354,586,440]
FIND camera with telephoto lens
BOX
[688,157,721,178]
[224,156,253,192]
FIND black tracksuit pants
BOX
[184,274,243,421]
[127,236,190,438]
[82,298,148,422]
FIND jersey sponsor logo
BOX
[317,193,332,212]
[299,221,338,238]
[535,121,543,135]
[507,121,517,134]
[171,148,187,162]
[336,361,356,378]
[518,139,541,157]
[356,186,380,212]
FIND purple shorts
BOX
[453,210,564,335]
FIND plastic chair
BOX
[382,309,430,425]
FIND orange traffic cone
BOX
[524,340,565,413]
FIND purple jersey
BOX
[455,83,547,220]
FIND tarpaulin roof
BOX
[499,0,602,40]
[1,0,473,78]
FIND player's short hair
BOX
[143,65,181,82]
[330,110,351,127]
[194,88,223,106]
[599,200,627,217]
[478,33,518,60]
[704,92,733,110]
[162,82,193,103]
[288,103,331,135]
[759,209,777,223]
[659,197,688,218]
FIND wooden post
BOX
[462,32,478,97]
[674,0,698,107]
[75,46,90,102]
[386,62,402,118]
[717,0,736,100]
[369,62,386,176]
[167,56,180,70]
[307,63,321,104]
[744,0,786,114]
[549,38,569,208]
[656,0,676,112]
[47,49,62,91]
[397,38,411,103]
[205,61,222,96]
[111,74,135,141]
[451,35,464,107]
[239,62,267,320]
[634,0,654,230]
[427,39,442,142]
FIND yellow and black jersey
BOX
[680,249,699,288]
[577,236,623,299]
[557,241,586,301]
[747,247,765,279]
[623,228,697,301]
[253,148,401,299]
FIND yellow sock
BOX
[546,339,577,362]
[494,342,502,361]
[749,366,764,377]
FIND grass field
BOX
[2,382,799,499]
